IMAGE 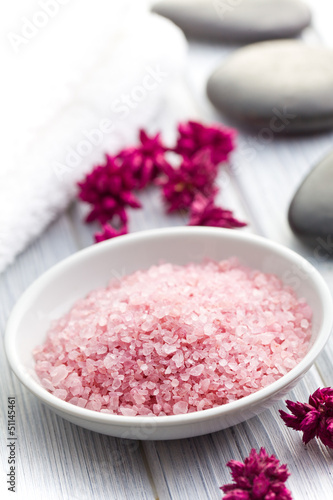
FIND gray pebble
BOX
[289,151,333,241]
[206,41,333,133]
[152,0,311,42]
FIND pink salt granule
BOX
[33,259,312,417]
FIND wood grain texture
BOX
[2,1,333,499]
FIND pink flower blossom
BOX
[77,154,141,225]
[77,121,246,243]
[94,223,128,243]
[279,387,333,448]
[118,129,167,189]
[189,194,246,229]
[160,150,219,213]
[221,448,292,500]
[175,120,236,165]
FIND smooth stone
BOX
[206,41,333,133]
[151,0,311,43]
[288,151,333,240]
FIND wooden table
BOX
[1,1,333,498]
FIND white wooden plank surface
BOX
[2,1,333,499]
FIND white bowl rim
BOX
[5,226,333,428]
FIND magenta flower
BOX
[189,194,246,229]
[78,154,141,225]
[118,129,167,189]
[77,120,247,243]
[221,448,292,500]
[175,120,236,165]
[94,223,128,243]
[160,150,219,213]
[279,387,333,448]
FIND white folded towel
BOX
[0,0,187,272]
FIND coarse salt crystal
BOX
[189,364,204,377]
[50,364,68,385]
[173,401,188,415]
[120,407,138,417]
[172,351,184,368]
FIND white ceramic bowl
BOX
[5,227,333,440]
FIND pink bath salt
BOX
[33,259,312,416]
[50,364,69,385]
[173,401,189,415]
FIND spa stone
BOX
[288,151,333,241]
[151,0,311,43]
[206,41,333,133]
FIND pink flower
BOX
[77,120,246,243]
[221,448,292,500]
[77,154,141,225]
[189,194,246,229]
[160,150,218,212]
[175,120,236,165]
[279,387,333,448]
[94,223,128,243]
[118,129,167,189]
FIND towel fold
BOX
[1,1,187,272]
